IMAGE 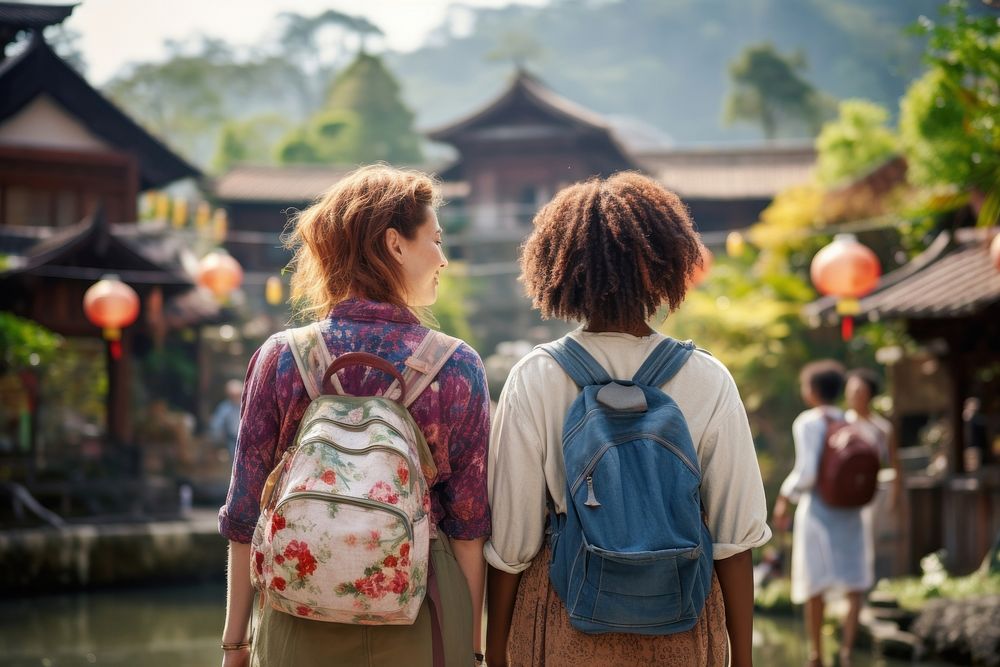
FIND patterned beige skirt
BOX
[506,545,729,667]
[251,536,472,667]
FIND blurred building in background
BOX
[0,3,221,517]
[214,68,815,352]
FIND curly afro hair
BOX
[520,171,704,327]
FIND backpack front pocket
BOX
[572,542,703,628]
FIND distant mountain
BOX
[385,0,949,145]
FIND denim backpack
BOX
[540,336,714,635]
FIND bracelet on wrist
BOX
[221,640,251,651]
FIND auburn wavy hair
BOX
[520,172,703,327]
[284,164,442,321]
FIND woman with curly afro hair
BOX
[484,172,770,667]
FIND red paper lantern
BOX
[811,234,881,298]
[689,244,714,288]
[197,251,243,298]
[990,233,1000,272]
[811,234,881,340]
[84,276,140,358]
[83,275,140,335]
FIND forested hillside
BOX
[388,0,946,142]
[97,0,956,168]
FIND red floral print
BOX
[272,576,286,591]
[254,550,264,574]
[397,463,409,486]
[296,605,312,617]
[283,540,318,579]
[321,469,336,485]
[389,568,409,595]
[382,554,398,568]
[368,480,399,505]
[365,530,382,551]
[269,513,286,538]
[355,571,387,598]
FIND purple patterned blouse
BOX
[218,298,491,544]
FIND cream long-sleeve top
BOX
[485,328,773,574]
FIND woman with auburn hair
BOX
[218,165,490,667]
[485,172,770,667]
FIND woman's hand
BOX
[771,495,791,532]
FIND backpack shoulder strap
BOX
[385,330,464,408]
[286,322,345,400]
[538,336,612,387]
[632,337,695,387]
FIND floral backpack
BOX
[250,322,462,624]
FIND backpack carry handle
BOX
[323,352,408,397]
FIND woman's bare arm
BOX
[451,537,487,656]
[714,549,754,667]
[221,541,254,667]
[485,566,523,667]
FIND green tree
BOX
[724,42,833,139]
[211,114,293,173]
[0,313,60,371]
[816,100,899,187]
[106,38,312,166]
[900,1,1000,224]
[276,9,385,107]
[277,52,422,165]
[485,30,544,69]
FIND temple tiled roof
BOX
[0,2,76,31]
[635,143,815,199]
[213,164,469,204]
[0,33,200,189]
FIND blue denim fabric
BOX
[541,337,714,635]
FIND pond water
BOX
[0,584,953,666]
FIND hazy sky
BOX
[60,0,549,85]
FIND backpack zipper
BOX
[272,417,414,512]
[570,433,700,496]
[307,416,410,439]
[297,437,417,490]
[275,491,415,543]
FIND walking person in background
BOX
[845,368,904,611]
[773,361,869,667]
[210,379,243,461]
[844,369,893,469]
[485,173,771,667]
[218,165,491,667]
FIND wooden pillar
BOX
[947,348,966,475]
[107,331,133,445]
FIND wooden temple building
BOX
[214,69,815,350]
[0,3,208,514]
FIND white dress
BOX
[846,409,893,581]
[780,407,872,603]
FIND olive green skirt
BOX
[251,537,472,667]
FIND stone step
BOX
[867,590,901,609]
[867,606,919,632]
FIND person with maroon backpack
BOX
[772,360,879,667]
